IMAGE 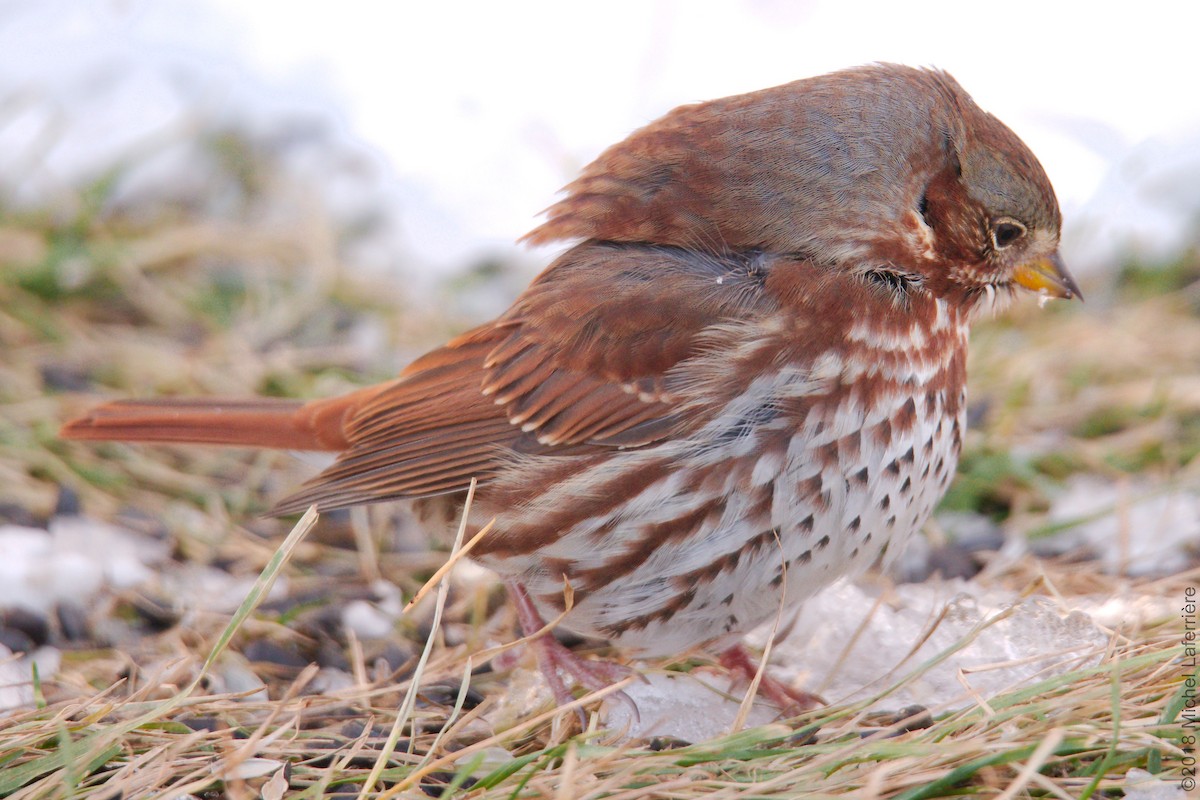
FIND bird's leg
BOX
[718,643,824,714]
[507,582,635,722]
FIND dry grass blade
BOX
[401,515,495,614]
[192,506,319,689]
[361,479,477,799]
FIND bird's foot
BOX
[718,643,824,715]
[508,582,638,724]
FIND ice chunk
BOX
[761,581,1107,711]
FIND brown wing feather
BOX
[269,329,516,514]
[480,242,777,446]
[271,243,780,514]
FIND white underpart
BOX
[486,307,970,657]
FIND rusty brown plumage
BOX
[60,63,1080,712]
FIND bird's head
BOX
[909,72,1080,309]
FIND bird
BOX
[61,63,1080,713]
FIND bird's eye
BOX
[991,219,1026,250]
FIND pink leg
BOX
[508,583,635,722]
[719,644,824,714]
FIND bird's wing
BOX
[271,243,778,513]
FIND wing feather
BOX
[272,242,779,513]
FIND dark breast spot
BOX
[838,430,862,459]
[872,419,893,447]
[798,474,822,498]
[895,397,917,432]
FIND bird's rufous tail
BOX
[59,396,359,452]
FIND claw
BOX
[508,582,640,726]
[719,644,824,715]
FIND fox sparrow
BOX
[62,64,1080,711]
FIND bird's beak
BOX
[1012,252,1083,301]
